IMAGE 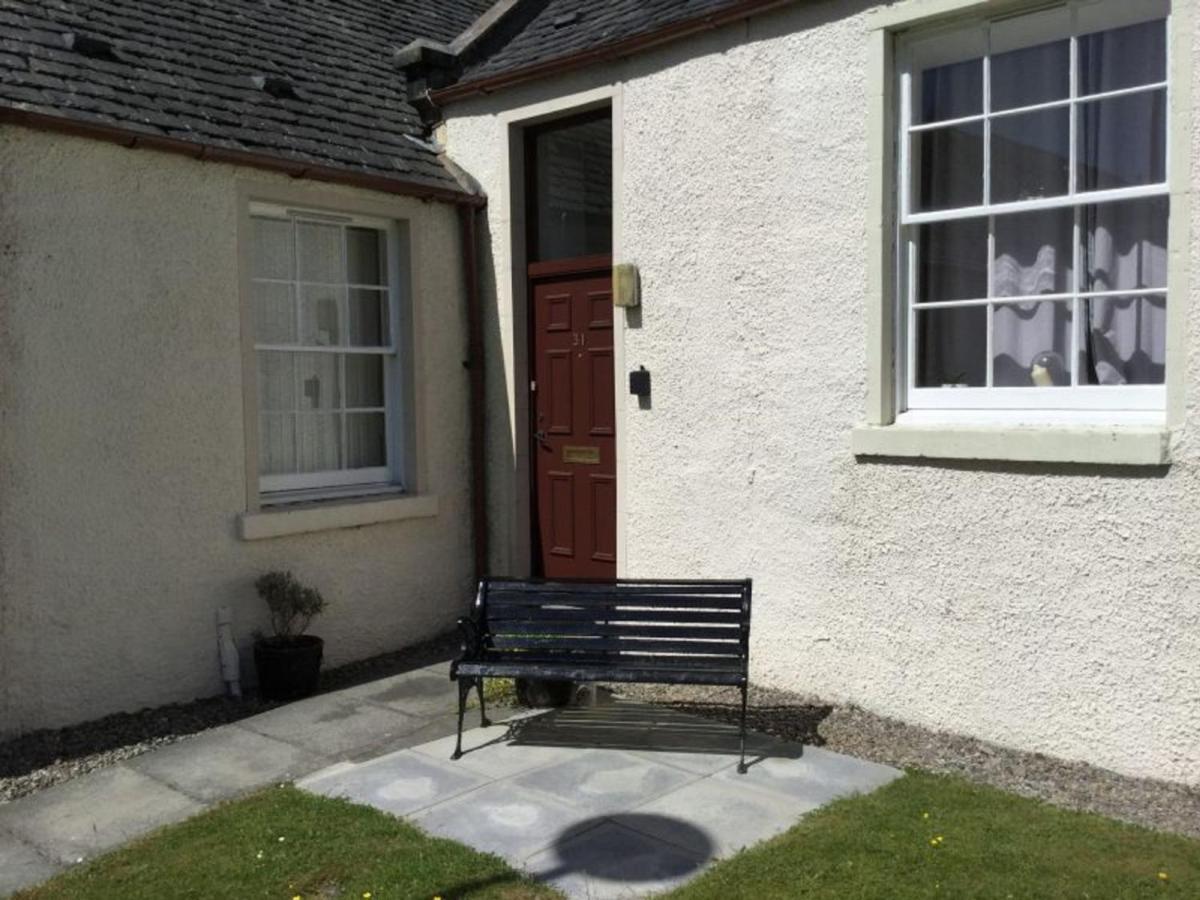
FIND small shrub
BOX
[254,571,327,643]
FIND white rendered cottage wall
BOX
[442,0,1200,786]
[0,128,474,735]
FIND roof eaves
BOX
[430,0,802,106]
[0,104,487,207]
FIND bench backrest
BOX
[472,578,752,673]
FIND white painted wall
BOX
[0,127,474,735]
[442,0,1200,786]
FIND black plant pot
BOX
[515,677,574,708]
[254,635,324,702]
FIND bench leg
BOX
[451,678,470,760]
[475,677,491,728]
[737,683,749,774]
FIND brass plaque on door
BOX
[563,445,601,465]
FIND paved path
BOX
[0,669,901,899]
[300,699,901,899]
[0,662,465,897]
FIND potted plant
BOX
[253,571,328,702]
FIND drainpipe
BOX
[460,203,488,581]
[216,606,242,699]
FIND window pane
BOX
[253,282,296,344]
[297,222,344,283]
[296,352,341,410]
[346,413,387,468]
[993,208,1074,298]
[257,352,295,411]
[1084,198,1168,292]
[297,414,342,473]
[1077,91,1166,192]
[916,122,983,211]
[252,217,293,280]
[990,107,1069,203]
[916,306,986,387]
[300,285,344,346]
[991,39,1068,111]
[348,289,388,347]
[920,58,982,123]
[992,301,1073,387]
[259,415,296,475]
[345,355,384,408]
[1078,20,1166,97]
[531,113,612,262]
[347,227,386,286]
[918,219,987,302]
[1081,295,1166,385]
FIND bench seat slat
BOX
[487,622,744,641]
[488,594,745,610]
[454,662,745,686]
[475,650,744,670]
[485,607,744,625]
[489,636,742,655]
[459,662,745,684]
[486,580,746,595]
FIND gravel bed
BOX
[0,631,460,804]
[616,682,1200,839]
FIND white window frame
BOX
[249,202,407,499]
[895,0,1171,420]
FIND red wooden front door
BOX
[531,259,616,579]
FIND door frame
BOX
[502,85,626,579]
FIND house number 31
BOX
[572,332,587,347]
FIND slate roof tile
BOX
[0,0,493,194]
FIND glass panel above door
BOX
[528,110,613,263]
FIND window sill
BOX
[238,492,439,541]
[851,422,1171,466]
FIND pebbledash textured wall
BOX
[0,127,474,735]
[442,0,1200,786]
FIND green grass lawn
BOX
[17,773,1199,900]
[16,787,559,900]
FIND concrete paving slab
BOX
[0,831,60,898]
[411,780,587,861]
[127,724,326,802]
[331,668,459,718]
[299,700,903,899]
[506,702,799,770]
[526,819,709,899]
[299,749,488,817]
[510,749,698,816]
[344,712,464,763]
[627,776,807,858]
[712,744,900,806]
[624,733,802,776]
[413,721,581,779]
[0,765,202,865]
[240,694,424,759]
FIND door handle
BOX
[533,430,549,445]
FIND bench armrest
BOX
[456,615,484,659]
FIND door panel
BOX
[548,470,575,558]
[532,266,616,579]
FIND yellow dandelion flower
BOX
[929,838,938,847]
[363,893,372,899]
[1158,872,1169,881]
[922,812,930,819]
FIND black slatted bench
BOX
[450,577,754,772]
